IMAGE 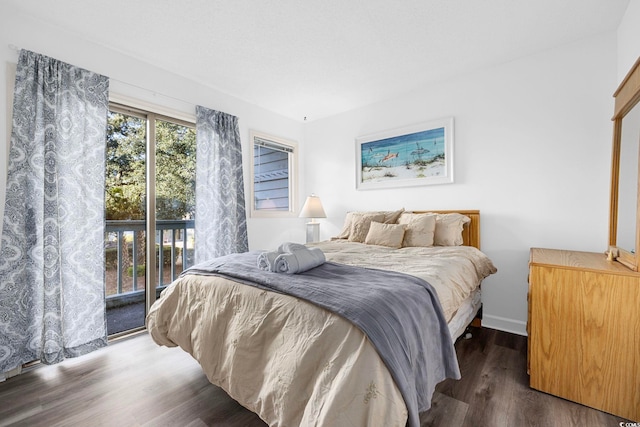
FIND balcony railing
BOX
[105,219,195,302]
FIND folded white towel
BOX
[274,247,326,274]
[277,242,308,253]
[257,251,280,272]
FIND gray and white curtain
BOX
[195,106,248,262]
[0,50,109,374]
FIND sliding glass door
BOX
[104,105,196,336]
[154,117,196,293]
[105,108,147,335]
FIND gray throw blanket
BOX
[182,251,460,427]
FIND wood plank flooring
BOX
[0,327,631,426]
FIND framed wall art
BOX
[356,117,454,190]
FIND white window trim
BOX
[109,92,195,125]
[249,130,298,218]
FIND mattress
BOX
[448,287,482,340]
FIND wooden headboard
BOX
[412,210,481,250]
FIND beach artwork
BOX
[356,118,453,190]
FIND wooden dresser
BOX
[528,248,640,421]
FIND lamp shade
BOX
[299,195,326,219]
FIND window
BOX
[250,130,298,217]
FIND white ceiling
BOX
[7,0,630,121]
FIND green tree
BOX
[105,112,147,220]
[105,112,196,281]
[155,119,196,220]
[105,112,196,221]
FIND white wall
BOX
[617,0,640,81]
[302,34,617,335]
[0,3,306,249]
[0,4,629,335]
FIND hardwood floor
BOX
[423,327,631,426]
[0,327,631,427]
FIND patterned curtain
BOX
[0,50,109,374]
[194,106,248,262]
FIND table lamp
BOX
[299,194,326,243]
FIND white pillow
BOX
[347,213,385,243]
[398,213,437,247]
[335,209,404,239]
[434,213,470,246]
[364,222,406,248]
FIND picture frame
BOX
[356,117,454,190]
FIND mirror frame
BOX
[609,56,640,271]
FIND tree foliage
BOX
[155,119,197,220]
[105,112,196,221]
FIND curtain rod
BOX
[6,43,199,111]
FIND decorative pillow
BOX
[335,211,357,239]
[348,213,385,243]
[364,222,406,248]
[335,209,404,239]
[382,208,405,224]
[398,213,437,247]
[434,213,471,246]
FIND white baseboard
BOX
[1,365,22,382]
[482,314,527,336]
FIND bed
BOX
[146,209,496,427]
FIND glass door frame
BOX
[108,102,196,318]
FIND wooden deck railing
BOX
[105,219,195,298]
